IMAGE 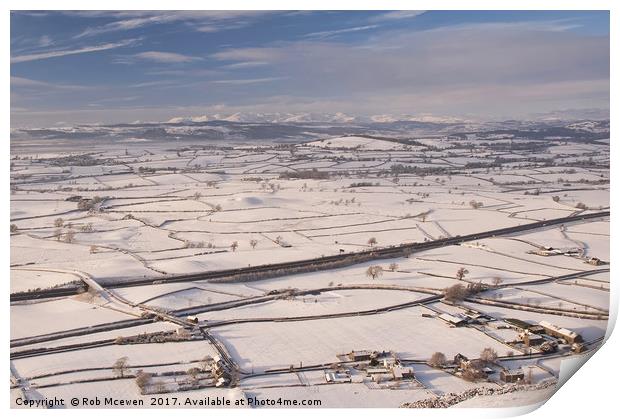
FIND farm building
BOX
[392,366,415,380]
[500,369,525,383]
[324,370,351,383]
[348,350,373,362]
[539,321,583,344]
[519,332,546,347]
[453,353,469,368]
[586,257,604,266]
[505,318,545,334]
[438,313,467,327]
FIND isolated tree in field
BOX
[552,196,560,203]
[214,204,222,211]
[469,200,483,209]
[388,262,399,272]
[230,241,239,252]
[89,245,98,254]
[135,370,152,391]
[10,224,18,233]
[54,228,62,241]
[54,217,64,228]
[367,237,378,247]
[64,230,75,243]
[480,347,498,364]
[444,284,469,303]
[420,213,427,222]
[193,192,202,200]
[366,265,383,280]
[456,267,469,281]
[429,352,447,368]
[492,277,503,288]
[113,356,130,378]
[80,222,93,232]
[249,239,258,249]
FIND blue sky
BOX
[10,10,610,126]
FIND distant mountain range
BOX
[11,113,609,144]
[165,112,474,125]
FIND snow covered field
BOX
[10,133,610,408]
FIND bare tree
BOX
[230,241,239,252]
[10,224,18,233]
[367,237,377,247]
[89,245,98,254]
[479,347,498,364]
[366,265,383,280]
[113,356,130,378]
[80,223,94,232]
[54,228,62,241]
[249,239,258,249]
[491,277,503,288]
[214,204,222,211]
[54,217,64,228]
[429,352,447,367]
[456,267,469,281]
[388,262,399,272]
[135,370,152,391]
[64,230,75,243]
[444,284,469,303]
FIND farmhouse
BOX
[539,321,583,344]
[392,366,415,380]
[500,369,525,383]
[519,332,546,347]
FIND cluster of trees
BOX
[77,196,103,211]
[444,269,490,302]
[279,168,330,180]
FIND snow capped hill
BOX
[565,120,609,134]
[164,112,470,125]
[306,135,406,150]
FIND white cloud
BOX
[11,38,139,63]
[222,61,270,69]
[210,77,284,85]
[371,11,426,21]
[304,25,379,39]
[11,76,88,90]
[133,51,202,63]
[73,11,272,38]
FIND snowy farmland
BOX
[10,132,610,408]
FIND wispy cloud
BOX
[210,77,284,85]
[370,11,426,21]
[304,25,379,39]
[11,38,139,63]
[222,61,270,69]
[133,51,202,63]
[11,76,88,90]
[73,11,273,38]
